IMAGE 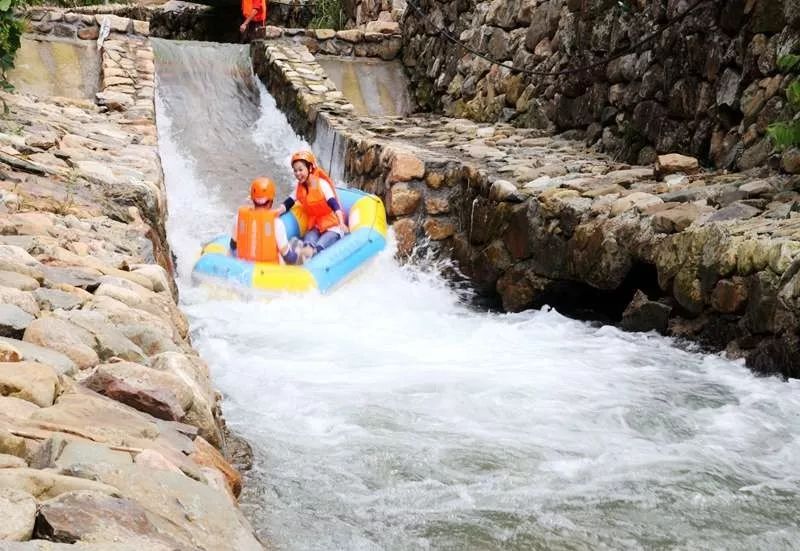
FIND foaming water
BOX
[154,42,800,550]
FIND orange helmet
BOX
[250,177,275,205]
[291,150,316,168]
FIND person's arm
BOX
[320,180,348,233]
[239,9,257,33]
[277,186,297,215]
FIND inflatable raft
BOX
[191,187,387,293]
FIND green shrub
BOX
[0,0,24,94]
[767,55,800,151]
[309,0,344,30]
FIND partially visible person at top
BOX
[276,151,348,256]
[230,177,306,265]
[239,0,267,40]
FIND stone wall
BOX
[261,25,402,58]
[252,38,800,380]
[0,8,264,548]
[401,0,800,173]
[343,0,406,28]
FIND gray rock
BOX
[41,265,102,291]
[33,288,85,311]
[705,202,762,223]
[0,304,35,339]
[716,68,742,108]
[739,179,774,197]
[621,290,671,334]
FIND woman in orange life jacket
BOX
[276,151,348,256]
[239,0,267,39]
[229,177,304,265]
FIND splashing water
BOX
[153,40,800,550]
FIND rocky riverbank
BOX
[0,11,263,550]
[253,37,800,379]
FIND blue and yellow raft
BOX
[191,187,387,293]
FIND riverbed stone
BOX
[0,396,40,420]
[0,487,37,541]
[52,309,147,364]
[0,270,39,291]
[0,361,59,407]
[23,318,99,370]
[29,385,160,443]
[74,461,263,551]
[0,304,35,338]
[0,453,27,468]
[0,337,76,376]
[33,288,86,311]
[36,490,186,549]
[81,361,190,421]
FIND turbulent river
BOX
[152,39,800,550]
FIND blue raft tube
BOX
[191,187,388,294]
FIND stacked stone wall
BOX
[0,8,264,548]
[401,0,800,173]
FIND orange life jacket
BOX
[236,207,278,262]
[296,172,340,233]
[241,0,267,23]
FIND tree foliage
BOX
[0,0,23,93]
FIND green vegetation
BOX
[767,54,800,150]
[309,0,344,30]
[0,0,24,94]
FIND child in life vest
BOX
[276,151,348,258]
[230,177,307,265]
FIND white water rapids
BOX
[153,40,800,550]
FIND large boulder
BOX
[72,462,263,551]
[0,396,40,420]
[23,318,99,370]
[0,361,60,407]
[0,286,39,317]
[81,362,191,421]
[29,386,160,444]
[621,290,672,334]
[52,310,147,365]
[35,490,187,549]
[0,337,76,376]
[0,304,35,339]
[150,353,221,447]
[0,487,37,541]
